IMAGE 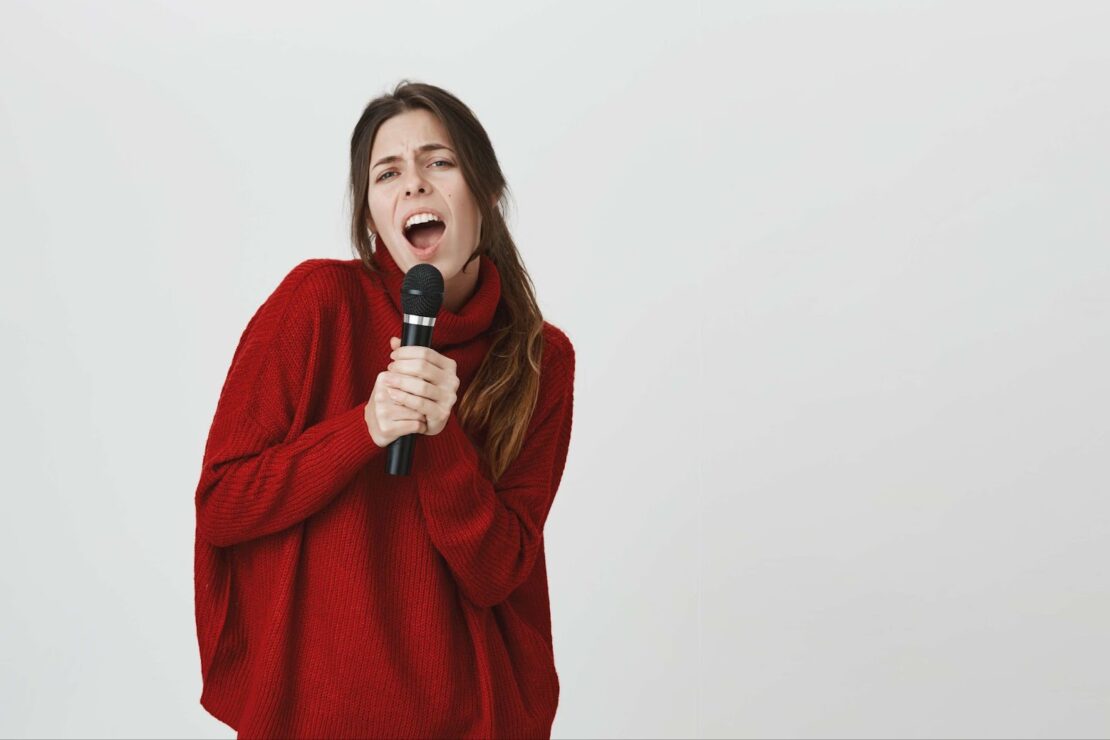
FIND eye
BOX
[376,160,452,182]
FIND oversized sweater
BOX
[193,241,575,739]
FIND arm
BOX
[194,262,384,547]
[414,338,575,608]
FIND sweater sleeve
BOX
[414,332,575,608]
[195,261,384,548]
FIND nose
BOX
[400,166,430,197]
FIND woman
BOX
[193,80,575,739]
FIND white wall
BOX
[1,1,1107,737]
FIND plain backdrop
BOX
[2,1,1109,738]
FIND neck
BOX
[443,255,481,313]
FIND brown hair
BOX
[347,79,544,484]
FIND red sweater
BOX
[194,243,575,739]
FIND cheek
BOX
[367,198,388,226]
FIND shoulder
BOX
[239,258,365,347]
[542,321,575,371]
[251,258,368,329]
[269,258,364,306]
[540,321,575,391]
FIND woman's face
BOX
[367,109,488,295]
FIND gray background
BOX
[2,1,1108,738]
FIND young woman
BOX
[194,80,575,738]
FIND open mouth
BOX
[402,218,447,253]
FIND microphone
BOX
[387,263,444,476]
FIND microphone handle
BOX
[386,320,436,476]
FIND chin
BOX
[438,260,463,281]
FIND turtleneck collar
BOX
[371,239,501,349]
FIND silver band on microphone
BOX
[403,314,437,327]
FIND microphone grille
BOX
[400,263,444,317]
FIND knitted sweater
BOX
[193,242,575,739]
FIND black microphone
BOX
[387,263,444,476]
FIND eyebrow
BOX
[372,143,454,170]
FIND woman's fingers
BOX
[386,382,446,428]
[386,386,423,413]
[386,383,448,418]
[386,362,449,395]
[390,341,456,373]
[383,339,457,437]
[387,386,428,413]
[366,371,428,448]
[384,369,451,404]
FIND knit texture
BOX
[194,241,575,739]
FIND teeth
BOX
[404,212,442,230]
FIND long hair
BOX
[347,79,544,484]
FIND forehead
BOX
[370,109,452,158]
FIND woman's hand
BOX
[380,335,460,437]
[364,352,429,447]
